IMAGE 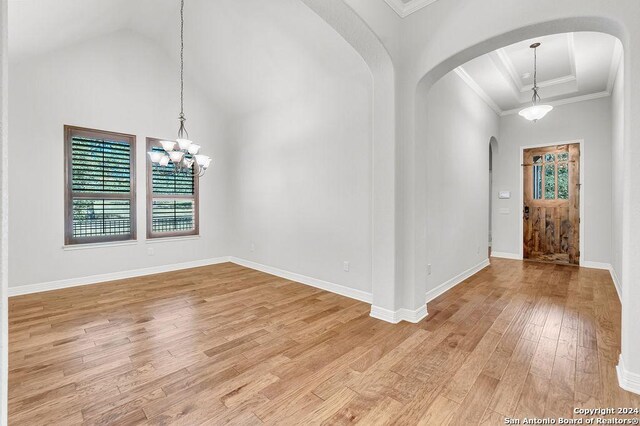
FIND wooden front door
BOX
[523,143,580,265]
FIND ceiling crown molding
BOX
[383,0,440,18]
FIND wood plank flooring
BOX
[8,258,640,425]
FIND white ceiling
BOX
[9,0,370,116]
[456,32,622,115]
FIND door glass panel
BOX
[533,165,542,199]
[545,153,555,163]
[558,163,569,199]
[558,152,569,162]
[545,163,555,199]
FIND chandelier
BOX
[519,42,553,122]
[148,0,211,176]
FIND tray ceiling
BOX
[455,32,622,115]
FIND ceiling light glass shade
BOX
[187,144,201,155]
[169,151,185,163]
[160,140,176,152]
[148,151,164,163]
[204,158,212,168]
[184,158,195,168]
[159,155,171,166]
[177,138,192,150]
[518,104,553,122]
[195,154,210,165]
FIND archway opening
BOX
[416,26,624,303]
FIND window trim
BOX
[64,125,137,245]
[146,137,199,239]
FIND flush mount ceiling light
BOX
[519,42,553,122]
[148,0,212,176]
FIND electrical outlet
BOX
[250,242,255,252]
[343,261,350,272]
[427,264,432,275]
[147,247,155,256]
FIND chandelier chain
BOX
[532,45,540,105]
[180,0,185,117]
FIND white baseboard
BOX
[8,257,231,297]
[370,304,428,324]
[490,252,522,260]
[425,258,490,303]
[617,355,640,395]
[581,260,611,270]
[609,266,622,303]
[228,257,373,304]
[9,254,374,305]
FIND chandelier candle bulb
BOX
[177,138,193,150]
[187,144,201,155]
[195,154,210,166]
[519,104,553,121]
[148,151,164,163]
[169,151,185,163]
[160,140,176,152]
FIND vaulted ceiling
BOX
[9,1,622,118]
[455,32,622,115]
[8,0,370,116]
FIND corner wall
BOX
[424,71,499,298]
[227,62,374,296]
[611,57,624,289]
[8,30,230,290]
[0,0,8,420]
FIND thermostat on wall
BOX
[498,191,511,199]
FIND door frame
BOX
[519,139,585,266]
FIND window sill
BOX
[145,235,200,244]
[62,240,138,251]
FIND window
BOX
[146,138,199,238]
[64,126,136,245]
[532,150,569,200]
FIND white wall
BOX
[0,0,8,421]
[611,58,624,287]
[494,97,612,265]
[8,30,230,288]
[425,71,499,294]
[227,63,373,295]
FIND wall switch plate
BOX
[427,264,432,275]
[343,261,350,272]
[147,247,154,256]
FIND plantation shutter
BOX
[146,139,199,238]
[65,126,136,245]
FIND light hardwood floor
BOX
[8,258,640,425]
